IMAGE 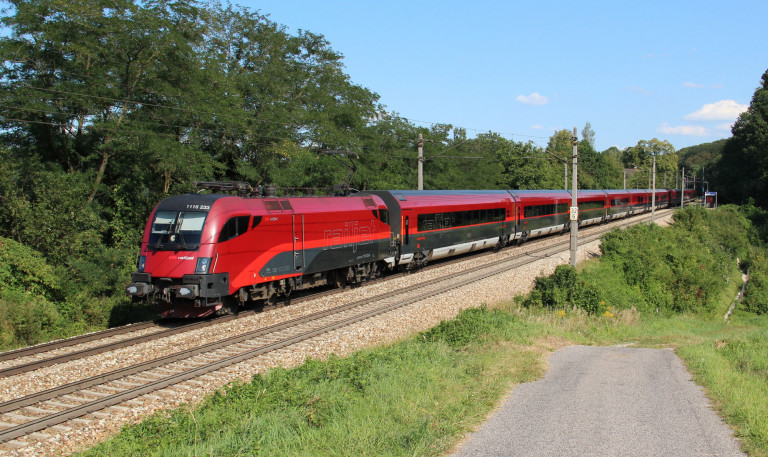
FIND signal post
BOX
[570,127,578,266]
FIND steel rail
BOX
[0,321,156,363]
[0,315,242,379]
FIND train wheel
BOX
[332,269,345,288]
[263,292,278,307]
[216,296,238,316]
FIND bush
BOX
[523,265,606,315]
[0,292,61,348]
[0,237,62,301]
[743,247,768,314]
[599,218,733,316]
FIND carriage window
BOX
[416,207,504,231]
[578,201,604,211]
[524,204,565,218]
[218,216,250,242]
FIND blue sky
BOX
[242,0,767,152]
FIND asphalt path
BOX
[454,345,744,456]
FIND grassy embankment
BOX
[81,206,768,456]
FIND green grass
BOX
[79,303,768,457]
[677,311,768,457]
[81,307,547,457]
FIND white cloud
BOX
[658,122,709,136]
[530,124,545,130]
[516,92,548,106]
[683,82,705,88]
[629,86,653,95]
[715,122,734,132]
[684,100,747,121]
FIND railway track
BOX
[0,315,249,378]
[0,209,672,448]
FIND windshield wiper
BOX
[175,212,188,250]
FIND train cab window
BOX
[378,209,389,225]
[251,216,262,228]
[148,210,207,251]
[371,209,390,225]
[218,215,250,243]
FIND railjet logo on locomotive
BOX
[323,220,376,252]
[126,184,694,318]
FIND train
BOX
[126,185,697,318]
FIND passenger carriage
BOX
[362,190,516,267]
[509,190,572,240]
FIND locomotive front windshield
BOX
[148,211,207,251]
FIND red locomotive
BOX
[126,184,691,318]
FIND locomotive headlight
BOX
[195,257,212,274]
[137,255,146,273]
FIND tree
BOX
[496,138,561,189]
[0,0,208,201]
[582,122,595,148]
[623,139,677,189]
[714,68,768,204]
[678,139,727,177]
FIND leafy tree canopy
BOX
[713,68,768,204]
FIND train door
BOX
[399,208,413,253]
[292,214,305,270]
[504,201,515,241]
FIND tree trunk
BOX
[88,150,110,204]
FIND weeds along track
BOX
[0,209,672,449]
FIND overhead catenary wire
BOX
[6,84,548,146]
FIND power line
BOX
[9,85,551,147]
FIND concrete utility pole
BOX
[651,152,657,223]
[417,133,424,190]
[681,167,685,206]
[570,127,578,267]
